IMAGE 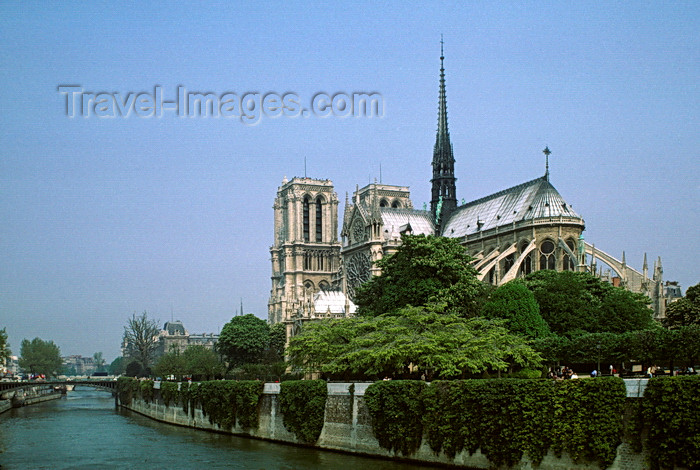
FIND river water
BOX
[0,389,427,469]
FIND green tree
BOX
[523,271,654,336]
[182,345,224,380]
[0,328,10,370]
[108,356,127,376]
[481,281,550,338]
[153,350,186,379]
[288,305,541,379]
[93,352,106,372]
[664,325,700,368]
[355,234,488,317]
[123,311,160,370]
[599,287,656,332]
[217,314,270,368]
[266,322,287,363]
[125,360,144,377]
[18,337,63,377]
[664,282,700,329]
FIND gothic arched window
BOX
[379,199,389,207]
[539,239,556,270]
[303,196,310,242]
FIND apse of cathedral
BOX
[268,45,674,337]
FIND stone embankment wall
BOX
[0,385,62,415]
[0,399,11,414]
[123,381,649,469]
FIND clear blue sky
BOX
[1,2,698,361]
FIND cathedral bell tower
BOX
[430,39,458,232]
[268,177,341,327]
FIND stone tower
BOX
[268,177,341,327]
[430,40,457,231]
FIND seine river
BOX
[0,389,427,469]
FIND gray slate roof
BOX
[442,176,581,238]
[163,321,186,335]
[379,208,436,239]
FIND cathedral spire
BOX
[431,37,457,230]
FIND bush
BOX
[366,378,626,468]
[635,375,700,469]
[139,380,154,403]
[116,377,140,405]
[279,380,327,443]
[364,380,427,456]
[421,379,554,466]
[189,380,263,430]
[549,378,626,467]
[160,381,181,407]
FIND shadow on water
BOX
[1,389,429,470]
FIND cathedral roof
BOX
[442,176,582,238]
[380,208,436,238]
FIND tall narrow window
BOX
[303,196,310,242]
[315,196,323,242]
[504,253,515,273]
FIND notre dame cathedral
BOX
[268,47,677,338]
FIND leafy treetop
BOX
[481,280,550,338]
[287,305,541,379]
[154,345,224,380]
[109,356,127,376]
[18,337,63,377]
[523,270,654,336]
[217,314,270,368]
[355,234,489,317]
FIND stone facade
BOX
[267,177,345,336]
[268,49,676,325]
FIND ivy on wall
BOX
[159,381,179,407]
[189,380,264,430]
[279,380,328,444]
[116,378,263,430]
[159,381,193,414]
[116,376,140,406]
[550,378,627,467]
[364,380,427,456]
[633,375,700,469]
[117,375,700,469]
[139,380,154,403]
[368,378,626,468]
